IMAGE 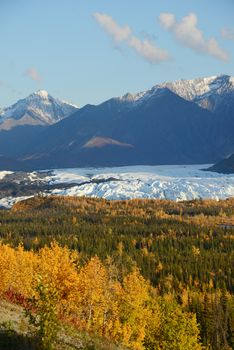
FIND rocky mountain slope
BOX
[159,74,234,113]
[115,74,234,113]
[0,90,78,130]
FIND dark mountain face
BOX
[3,88,219,170]
[0,76,233,171]
[211,95,234,157]
[208,154,234,174]
[0,125,46,158]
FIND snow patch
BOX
[0,171,13,180]
[0,195,34,209]
[34,90,49,99]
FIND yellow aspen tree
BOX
[36,242,79,312]
[120,268,150,350]
[12,244,37,297]
[102,257,124,339]
[0,243,16,295]
[76,256,108,331]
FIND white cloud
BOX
[93,13,131,43]
[129,36,170,63]
[93,13,170,64]
[159,12,229,62]
[159,13,176,30]
[221,27,234,41]
[25,68,42,82]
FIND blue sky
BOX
[1,0,234,107]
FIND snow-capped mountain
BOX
[117,74,234,114]
[159,74,234,113]
[117,87,169,107]
[7,87,217,170]
[0,90,78,130]
[0,74,233,171]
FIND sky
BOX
[0,0,234,108]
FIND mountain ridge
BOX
[16,88,220,169]
[0,90,78,130]
[0,74,233,170]
[117,74,234,113]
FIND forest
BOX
[0,195,233,349]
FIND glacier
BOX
[49,165,234,201]
[1,164,233,208]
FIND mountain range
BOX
[0,75,233,171]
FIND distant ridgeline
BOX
[0,75,234,170]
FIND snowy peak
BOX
[0,91,79,130]
[159,75,234,100]
[156,74,234,112]
[32,90,50,99]
[116,74,234,113]
[99,75,233,116]
[117,87,171,108]
[119,92,146,103]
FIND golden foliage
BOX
[0,242,203,350]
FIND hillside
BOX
[0,196,234,349]
[0,300,124,350]
[208,154,234,174]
